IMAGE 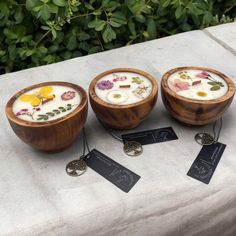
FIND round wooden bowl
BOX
[5,82,88,153]
[161,66,235,125]
[89,68,158,130]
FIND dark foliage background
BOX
[0,0,235,74]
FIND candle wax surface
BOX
[95,72,153,105]
[13,85,81,122]
[167,69,228,100]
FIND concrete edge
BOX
[203,27,236,57]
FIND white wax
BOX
[167,69,228,100]
[13,85,81,122]
[95,72,153,105]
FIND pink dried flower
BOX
[61,91,76,100]
[196,71,210,78]
[113,74,127,82]
[97,80,113,90]
[15,107,40,119]
[16,108,29,116]
[169,79,190,92]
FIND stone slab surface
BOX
[0,23,236,236]
[205,22,236,54]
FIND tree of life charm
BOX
[195,133,215,146]
[123,141,143,156]
[66,158,87,177]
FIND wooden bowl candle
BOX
[5,82,88,153]
[161,66,235,125]
[89,68,158,130]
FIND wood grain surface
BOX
[161,66,235,125]
[5,82,88,153]
[89,68,158,130]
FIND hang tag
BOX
[187,142,226,184]
[121,127,178,145]
[83,149,140,193]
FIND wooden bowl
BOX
[161,66,235,125]
[5,82,88,153]
[89,68,158,130]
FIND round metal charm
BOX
[66,158,87,177]
[194,133,215,146]
[123,141,143,156]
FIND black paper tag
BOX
[83,149,140,193]
[121,127,178,145]
[187,142,226,184]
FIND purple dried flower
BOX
[33,107,41,111]
[61,91,76,100]
[97,80,114,90]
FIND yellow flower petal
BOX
[197,91,207,97]
[39,86,53,96]
[31,96,41,107]
[19,94,35,102]
[42,95,55,99]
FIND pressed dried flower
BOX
[113,74,127,82]
[132,77,144,84]
[19,86,54,107]
[178,71,191,80]
[169,79,190,92]
[196,71,210,78]
[197,91,207,97]
[106,90,129,104]
[61,91,76,100]
[97,80,114,90]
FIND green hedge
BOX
[0,0,235,74]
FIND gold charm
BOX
[123,141,143,156]
[66,159,87,177]
[195,133,215,146]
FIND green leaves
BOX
[162,0,171,8]
[128,20,136,36]
[203,12,213,25]
[102,1,120,12]
[37,104,72,120]
[210,86,221,91]
[53,0,67,7]
[26,0,38,10]
[88,19,106,31]
[132,77,144,84]
[208,81,224,87]
[96,21,106,31]
[33,1,58,20]
[88,10,126,43]
[88,11,126,33]
[37,114,49,121]
[66,34,77,50]
[207,81,224,91]
[208,82,218,86]
[147,19,157,39]
[175,6,183,19]
[0,0,235,74]
[110,12,126,27]
[127,0,150,15]
[102,25,116,43]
